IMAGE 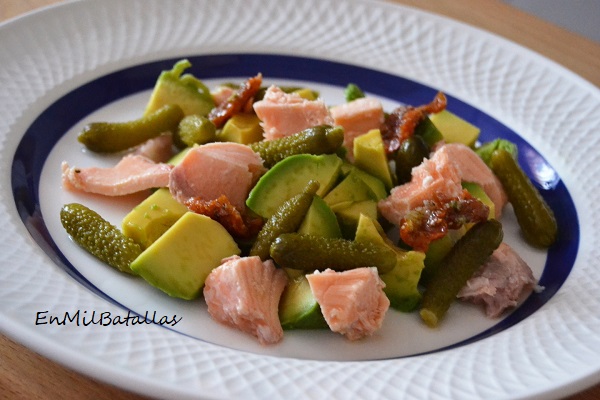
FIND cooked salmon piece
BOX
[169,142,265,211]
[211,85,235,106]
[330,97,384,158]
[379,143,507,226]
[133,133,173,163]
[61,154,172,196]
[306,267,389,341]
[439,143,507,218]
[203,255,288,345]
[378,145,463,226]
[458,242,538,318]
[253,85,334,140]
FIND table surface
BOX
[1,1,599,399]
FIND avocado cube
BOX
[130,213,240,300]
[355,214,425,312]
[122,188,189,249]
[353,129,394,190]
[297,195,342,238]
[429,110,480,148]
[217,113,264,144]
[335,200,378,239]
[323,169,377,211]
[144,59,214,117]
[247,154,343,219]
[279,275,328,330]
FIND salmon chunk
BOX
[378,145,463,226]
[169,142,265,211]
[61,154,172,196]
[379,143,507,226]
[330,97,384,157]
[458,242,538,318]
[133,133,173,163]
[306,267,389,341]
[211,85,235,107]
[253,85,334,140]
[203,256,288,345]
[438,143,507,218]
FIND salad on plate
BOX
[58,59,557,345]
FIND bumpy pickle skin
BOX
[60,203,141,275]
[78,104,184,153]
[269,233,396,274]
[249,125,344,168]
[249,181,320,261]
[174,115,216,148]
[420,219,503,328]
[489,148,558,248]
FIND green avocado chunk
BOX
[462,181,495,219]
[246,154,343,219]
[323,169,377,211]
[217,113,263,144]
[343,164,388,200]
[144,59,214,117]
[130,213,240,300]
[353,129,394,190]
[279,275,328,330]
[335,200,378,239]
[429,109,480,148]
[355,214,425,312]
[122,188,189,250]
[297,195,342,239]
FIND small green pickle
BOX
[78,104,184,153]
[249,181,320,260]
[175,115,216,148]
[269,233,397,274]
[60,203,141,275]
[250,125,344,168]
[413,116,444,148]
[420,219,503,328]
[490,148,557,248]
[395,135,429,184]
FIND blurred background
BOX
[503,0,599,43]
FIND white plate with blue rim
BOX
[1,0,598,399]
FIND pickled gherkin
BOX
[489,148,557,248]
[250,125,344,168]
[78,104,184,153]
[249,181,320,260]
[175,114,216,148]
[60,203,141,275]
[420,219,503,328]
[395,135,429,184]
[269,233,396,274]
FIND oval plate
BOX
[1,1,599,399]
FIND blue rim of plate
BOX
[10,53,579,358]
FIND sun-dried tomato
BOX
[399,190,489,252]
[185,195,263,239]
[208,74,263,128]
[381,92,447,154]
